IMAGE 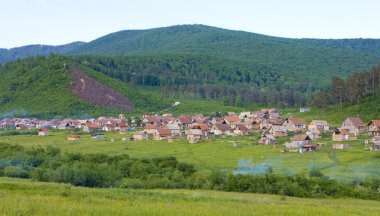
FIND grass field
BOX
[1,130,379,182]
[0,177,379,216]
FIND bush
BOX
[3,166,29,178]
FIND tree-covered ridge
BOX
[69,24,380,84]
[0,55,168,118]
[71,54,310,107]
[0,42,85,64]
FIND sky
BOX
[1,0,380,48]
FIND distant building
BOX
[300,108,310,113]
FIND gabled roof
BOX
[156,129,172,136]
[224,115,240,122]
[335,128,349,135]
[367,120,380,127]
[309,120,329,126]
[292,134,310,141]
[214,124,231,132]
[199,125,210,131]
[177,116,192,124]
[288,118,305,125]
[346,117,365,126]
[145,116,161,123]
[236,125,248,131]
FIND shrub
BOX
[3,166,29,178]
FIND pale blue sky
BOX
[1,0,380,48]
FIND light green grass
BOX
[1,130,379,182]
[0,177,379,216]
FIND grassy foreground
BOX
[0,177,379,216]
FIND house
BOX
[367,120,380,136]
[141,116,161,126]
[332,128,357,141]
[341,117,367,134]
[58,122,72,130]
[185,129,203,143]
[165,124,181,136]
[269,125,288,137]
[285,134,311,148]
[83,124,102,133]
[173,116,192,129]
[210,124,231,136]
[15,124,28,130]
[38,128,49,136]
[233,125,249,136]
[211,117,225,125]
[259,134,276,145]
[67,135,80,141]
[308,120,330,131]
[154,129,173,140]
[282,118,306,132]
[144,125,158,135]
[224,116,241,129]
[133,131,148,141]
[239,112,254,119]
[306,130,321,140]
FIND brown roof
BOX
[347,117,365,126]
[84,123,100,129]
[144,125,157,130]
[224,115,240,122]
[199,125,209,131]
[303,143,318,148]
[237,125,248,131]
[288,118,305,125]
[156,129,172,136]
[214,124,231,132]
[336,128,350,135]
[292,134,310,141]
[145,116,161,123]
[39,128,48,132]
[368,120,380,127]
[67,135,80,139]
[177,117,192,124]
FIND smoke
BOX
[233,159,272,175]
[0,109,29,120]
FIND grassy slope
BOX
[284,94,380,127]
[0,177,379,216]
[0,56,171,118]
[1,130,379,182]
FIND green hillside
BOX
[69,25,380,87]
[0,55,168,118]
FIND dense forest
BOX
[312,62,380,110]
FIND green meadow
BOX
[1,129,379,182]
[0,177,379,216]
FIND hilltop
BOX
[0,42,84,63]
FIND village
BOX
[1,109,380,153]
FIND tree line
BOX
[312,62,380,110]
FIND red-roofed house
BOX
[38,128,49,136]
[154,129,173,140]
[332,128,357,141]
[282,118,306,132]
[211,124,231,136]
[367,120,380,136]
[341,117,367,134]
[173,116,192,128]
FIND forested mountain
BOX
[0,55,168,118]
[1,25,380,112]
[0,42,85,63]
[68,25,380,86]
